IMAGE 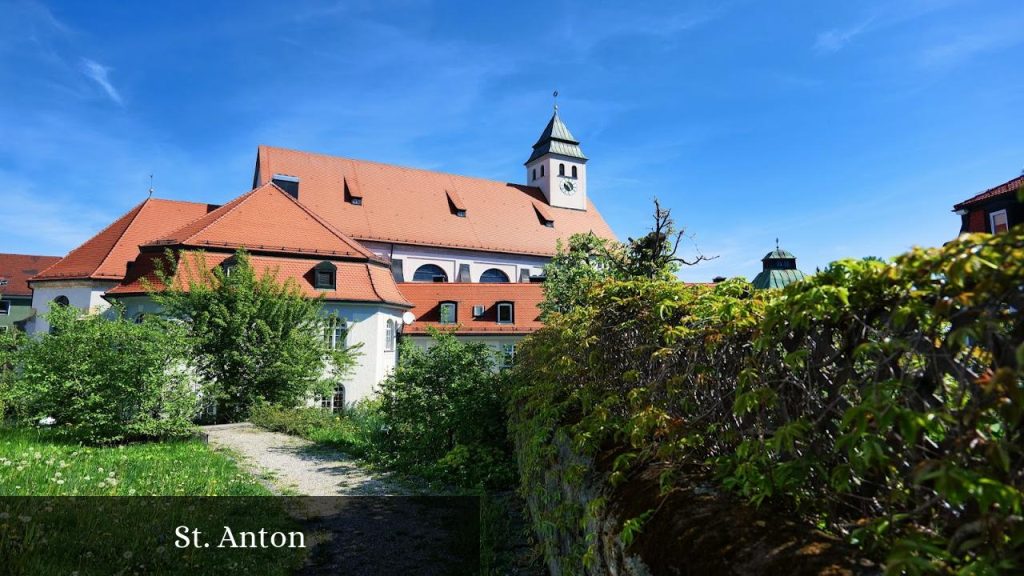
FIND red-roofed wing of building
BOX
[108,184,410,308]
[398,283,544,335]
[253,145,617,257]
[0,254,62,296]
[32,198,216,282]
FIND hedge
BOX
[511,227,1024,574]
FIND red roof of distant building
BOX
[33,198,216,282]
[255,145,617,257]
[0,253,62,296]
[107,250,411,307]
[398,283,544,335]
[953,175,1024,210]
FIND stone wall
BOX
[525,437,879,576]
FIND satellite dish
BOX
[402,311,416,325]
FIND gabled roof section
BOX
[0,254,62,296]
[147,182,380,261]
[255,145,615,257]
[526,110,587,164]
[32,198,215,282]
[107,250,411,308]
[953,175,1024,210]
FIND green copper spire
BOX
[525,108,587,165]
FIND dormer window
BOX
[497,302,514,324]
[220,255,239,277]
[439,301,457,324]
[344,178,363,205]
[272,174,300,199]
[313,261,337,290]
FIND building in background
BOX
[0,253,61,333]
[751,242,807,290]
[953,175,1023,235]
[26,108,615,403]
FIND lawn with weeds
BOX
[0,427,271,496]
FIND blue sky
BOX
[1,0,1022,282]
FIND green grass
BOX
[0,427,271,495]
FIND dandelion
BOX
[18,515,31,523]
[56,479,65,485]
[122,551,133,560]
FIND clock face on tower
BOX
[561,179,576,195]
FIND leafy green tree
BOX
[376,331,513,488]
[541,199,713,317]
[7,305,196,443]
[151,249,358,422]
[540,232,618,318]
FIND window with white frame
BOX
[385,319,396,352]
[0,300,9,315]
[990,210,1009,234]
[324,318,348,350]
[501,344,515,368]
[496,302,514,324]
[439,302,457,324]
[320,384,346,413]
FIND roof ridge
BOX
[93,197,163,277]
[34,198,149,280]
[260,144,532,189]
[266,182,381,261]
[158,186,262,245]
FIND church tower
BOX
[525,105,588,210]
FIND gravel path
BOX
[202,423,413,496]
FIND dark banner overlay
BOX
[0,496,480,576]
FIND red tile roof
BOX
[0,254,62,296]
[107,250,411,307]
[146,182,382,262]
[398,283,544,335]
[954,175,1024,210]
[33,198,216,282]
[255,145,617,257]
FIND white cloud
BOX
[814,21,872,53]
[80,58,122,105]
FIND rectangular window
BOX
[0,300,9,315]
[439,302,457,324]
[496,302,514,324]
[315,270,336,289]
[502,344,515,368]
[324,321,347,350]
[990,210,1009,234]
[0,326,8,333]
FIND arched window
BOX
[540,165,545,177]
[571,165,577,178]
[532,168,537,181]
[413,264,448,282]
[559,163,565,176]
[134,313,146,324]
[52,296,69,307]
[385,319,396,352]
[480,268,510,283]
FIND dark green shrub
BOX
[512,227,1024,573]
[7,305,196,444]
[377,332,514,488]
